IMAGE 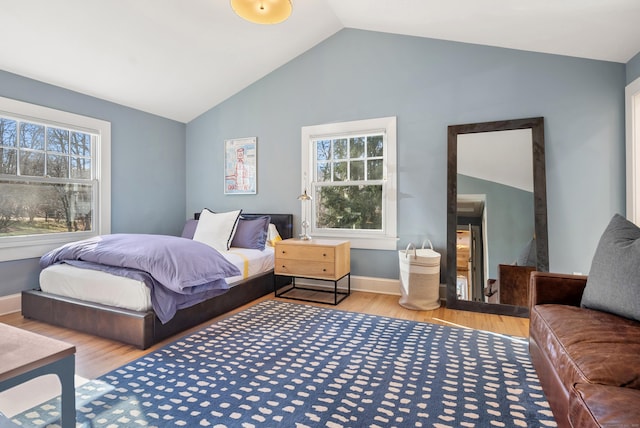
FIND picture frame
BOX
[224,137,257,195]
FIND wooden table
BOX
[0,323,76,427]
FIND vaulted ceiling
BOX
[2,0,639,123]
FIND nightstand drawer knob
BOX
[323,253,327,257]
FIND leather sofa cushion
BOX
[570,383,640,427]
[530,304,640,389]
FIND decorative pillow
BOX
[192,209,242,252]
[266,223,282,247]
[181,219,198,239]
[231,216,270,250]
[581,214,640,321]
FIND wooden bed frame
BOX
[21,213,293,349]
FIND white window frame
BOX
[0,96,111,261]
[301,116,397,250]
[626,77,640,225]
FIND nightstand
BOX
[274,238,350,304]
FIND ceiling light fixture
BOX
[230,0,292,25]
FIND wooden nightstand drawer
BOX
[275,260,335,277]
[276,245,335,262]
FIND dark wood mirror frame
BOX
[446,117,549,317]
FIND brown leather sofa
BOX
[529,272,640,428]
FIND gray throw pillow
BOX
[181,219,198,239]
[581,214,640,321]
[230,216,270,250]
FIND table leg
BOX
[57,355,76,428]
[0,355,76,428]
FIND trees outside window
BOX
[0,117,94,236]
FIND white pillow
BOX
[193,209,242,252]
[266,223,282,247]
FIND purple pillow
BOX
[231,216,270,250]
[181,219,198,239]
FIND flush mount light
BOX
[230,0,292,25]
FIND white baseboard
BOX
[294,275,447,299]
[0,293,21,315]
[293,275,400,294]
[352,276,448,299]
[351,275,401,295]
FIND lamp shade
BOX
[230,0,292,25]
[297,189,312,201]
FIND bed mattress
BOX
[39,247,275,312]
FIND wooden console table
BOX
[0,323,76,427]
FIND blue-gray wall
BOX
[626,51,640,84]
[186,29,626,280]
[0,70,186,295]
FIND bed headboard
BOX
[193,212,293,240]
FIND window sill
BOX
[0,232,95,262]
[309,233,398,250]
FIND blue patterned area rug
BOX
[12,300,556,427]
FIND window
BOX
[0,96,110,261]
[301,116,397,250]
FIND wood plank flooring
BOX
[0,292,529,380]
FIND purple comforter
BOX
[40,234,241,323]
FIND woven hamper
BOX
[398,241,441,310]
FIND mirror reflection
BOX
[446,117,548,318]
[455,129,535,305]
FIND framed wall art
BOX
[224,137,257,195]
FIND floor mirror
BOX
[446,117,548,317]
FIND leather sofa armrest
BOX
[529,271,588,308]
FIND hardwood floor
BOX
[0,291,529,380]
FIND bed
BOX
[21,212,293,349]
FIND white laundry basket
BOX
[398,240,441,310]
